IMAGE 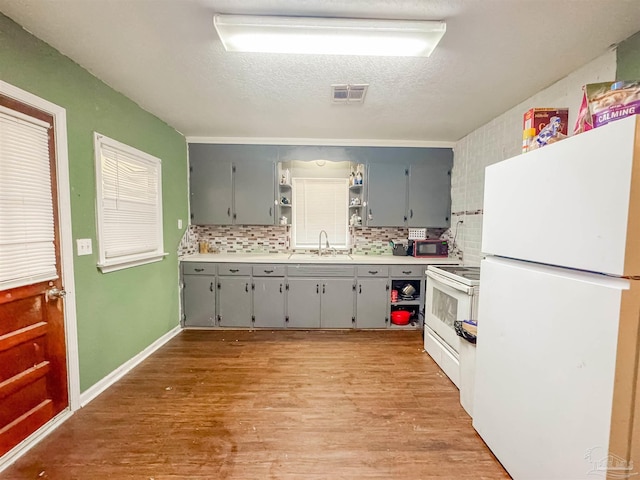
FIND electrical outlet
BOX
[178,219,183,229]
[76,238,92,256]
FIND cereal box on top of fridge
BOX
[522,108,569,152]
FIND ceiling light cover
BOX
[213,14,446,57]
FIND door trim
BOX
[0,82,80,410]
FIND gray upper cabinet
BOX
[188,144,276,225]
[189,144,233,225]
[408,151,453,228]
[234,157,276,225]
[366,162,408,227]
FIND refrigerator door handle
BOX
[426,271,473,294]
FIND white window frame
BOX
[94,132,166,273]
[291,177,349,250]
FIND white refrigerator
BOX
[473,115,640,480]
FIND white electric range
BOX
[424,265,481,388]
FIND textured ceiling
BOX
[1,0,640,143]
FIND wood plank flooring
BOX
[2,330,509,479]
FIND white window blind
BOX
[292,178,348,248]
[94,133,165,272]
[0,108,57,291]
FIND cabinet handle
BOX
[322,284,325,294]
[368,270,378,275]
[264,269,274,274]
[194,268,204,272]
[217,282,221,289]
[359,284,362,294]
[402,270,412,275]
[209,282,213,292]
[269,207,272,217]
[279,284,283,293]
[245,283,249,292]
[369,208,372,215]
[410,209,413,218]
[316,284,319,294]
[252,283,255,290]
[227,207,231,217]
[230,269,239,273]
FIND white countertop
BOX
[181,253,459,265]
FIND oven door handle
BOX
[426,271,474,295]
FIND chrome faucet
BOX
[318,230,330,256]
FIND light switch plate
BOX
[77,238,92,256]
[178,219,183,229]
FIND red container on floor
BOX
[391,310,410,325]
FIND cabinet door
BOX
[408,154,452,227]
[287,278,321,328]
[183,275,216,327]
[234,156,276,225]
[320,279,355,328]
[189,144,233,225]
[253,278,286,328]
[366,163,408,227]
[356,278,389,328]
[218,277,252,327]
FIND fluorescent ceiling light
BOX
[213,14,446,57]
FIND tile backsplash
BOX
[179,224,448,257]
[179,225,289,256]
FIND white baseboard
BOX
[80,326,182,407]
[0,409,73,473]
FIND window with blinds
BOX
[292,178,349,249]
[94,133,165,272]
[0,107,57,291]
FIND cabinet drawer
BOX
[357,266,389,277]
[252,265,286,277]
[390,265,424,277]
[218,264,251,276]
[183,263,217,275]
[287,265,355,277]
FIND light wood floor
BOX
[3,330,509,479]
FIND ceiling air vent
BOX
[331,84,369,104]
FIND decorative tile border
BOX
[178,224,450,257]
[350,226,448,255]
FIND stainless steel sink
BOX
[287,253,353,262]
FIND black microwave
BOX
[412,239,448,258]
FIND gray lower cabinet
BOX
[320,278,355,328]
[218,277,252,327]
[253,277,286,328]
[287,278,321,328]
[287,278,354,328]
[183,275,217,327]
[356,278,389,328]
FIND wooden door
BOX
[0,95,69,456]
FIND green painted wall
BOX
[0,14,189,392]
[617,30,640,80]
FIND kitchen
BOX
[1,1,640,478]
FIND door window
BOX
[0,107,57,290]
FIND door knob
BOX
[46,287,67,302]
